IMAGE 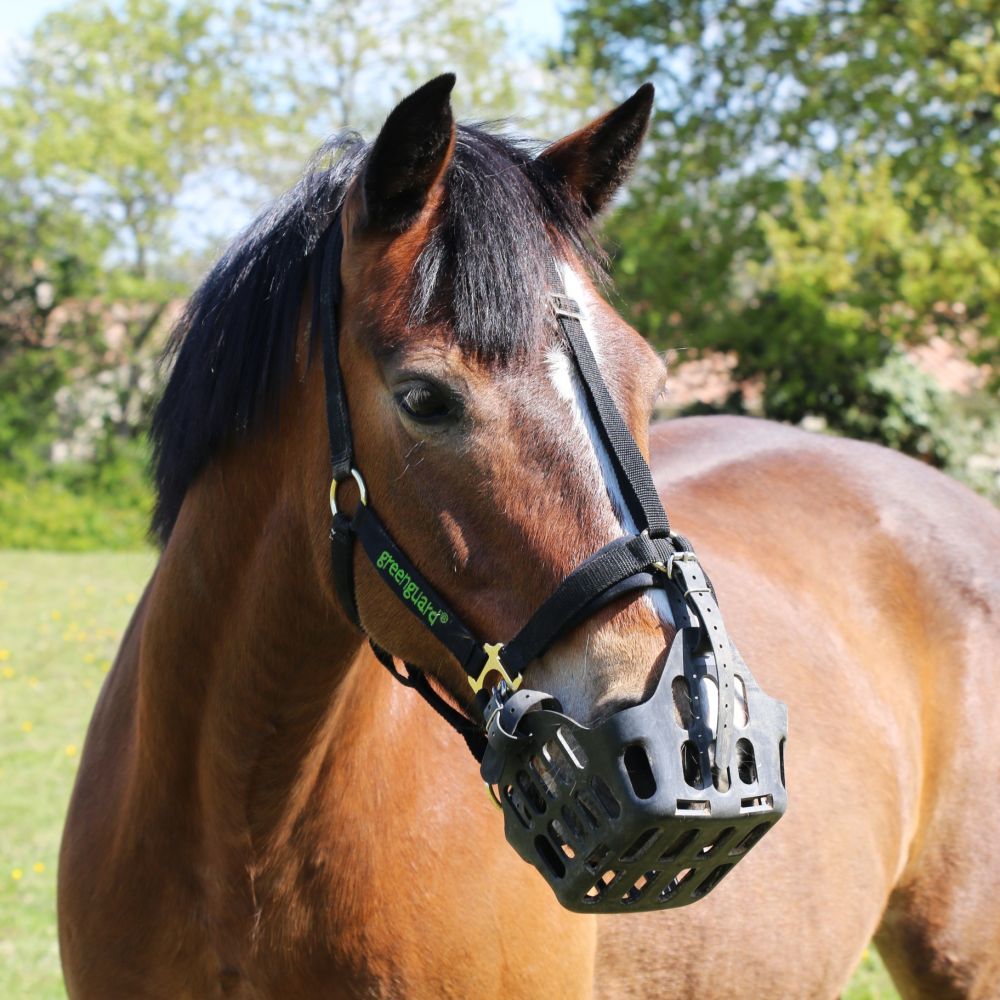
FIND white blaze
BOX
[550,262,675,632]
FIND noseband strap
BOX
[318,218,735,769]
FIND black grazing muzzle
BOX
[318,216,787,913]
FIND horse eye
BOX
[396,382,454,423]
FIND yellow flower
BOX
[51,610,62,621]
[1,667,13,680]
[0,579,8,590]
[83,653,96,664]
[21,721,33,733]
[0,649,9,661]
[27,677,38,688]
[65,744,78,757]
[32,862,44,874]
[11,868,23,881]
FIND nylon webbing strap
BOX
[547,258,670,539]
[352,503,483,674]
[502,532,675,675]
[319,221,353,480]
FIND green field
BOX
[0,550,899,998]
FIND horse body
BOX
[59,76,1000,998]
[60,413,1000,998]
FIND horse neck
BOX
[134,370,372,850]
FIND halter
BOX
[319,217,788,912]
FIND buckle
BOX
[483,678,514,730]
[551,293,582,322]
[468,642,523,694]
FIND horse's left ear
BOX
[538,83,655,216]
[360,73,457,234]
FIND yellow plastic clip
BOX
[468,642,523,694]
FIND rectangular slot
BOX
[676,799,711,815]
[740,794,773,812]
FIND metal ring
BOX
[329,468,368,517]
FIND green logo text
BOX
[376,549,450,627]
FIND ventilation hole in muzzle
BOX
[591,777,621,819]
[712,765,731,793]
[557,726,589,769]
[681,741,703,788]
[623,744,657,799]
[529,754,559,798]
[621,870,660,904]
[740,794,773,812]
[697,827,736,858]
[658,867,696,902]
[503,784,531,828]
[516,771,547,815]
[620,828,660,863]
[561,805,585,841]
[541,740,575,787]
[657,829,699,862]
[692,863,734,898]
[736,738,758,785]
[671,677,693,727]
[599,869,622,890]
[779,737,786,787]
[734,675,749,728]
[584,843,610,873]
[677,799,712,814]
[729,822,771,856]
[574,789,602,830]
[534,835,566,879]
[547,820,576,859]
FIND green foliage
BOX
[568,0,1000,451]
[0,438,153,551]
[1,0,266,285]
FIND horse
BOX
[58,74,1000,999]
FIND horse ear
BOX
[538,83,655,217]
[360,73,457,233]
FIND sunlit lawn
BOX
[0,549,900,999]
[0,550,155,999]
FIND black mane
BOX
[150,125,601,543]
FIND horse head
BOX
[333,75,672,725]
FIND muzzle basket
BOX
[486,629,787,913]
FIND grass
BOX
[0,550,901,999]
[0,550,155,999]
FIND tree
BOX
[1,0,267,288]
[566,0,1000,377]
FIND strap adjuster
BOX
[551,293,582,322]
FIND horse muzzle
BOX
[480,626,787,913]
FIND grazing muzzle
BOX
[317,217,788,913]
[480,627,787,912]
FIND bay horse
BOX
[59,76,1000,998]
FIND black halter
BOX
[319,218,732,763]
[317,216,787,914]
